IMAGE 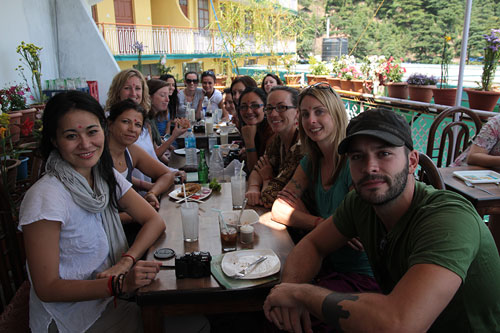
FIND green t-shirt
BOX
[333,181,500,332]
[300,156,373,277]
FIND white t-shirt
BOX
[18,169,132,333]
[132,129,156,184]
[207,89,223,112]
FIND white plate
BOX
[221,210,259,228]
[168,186,212,201]
[221,249,281,279]
[453,170,500,184]
[174,148,200,155]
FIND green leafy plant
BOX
[309,56,329,75]
[439,35,453,88]
[16,41,45,104]
[158,55,174,75]
[479,29,500,91]
[132,41,145,73]
[383,57,406,83]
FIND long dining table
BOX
[136,182,295,332]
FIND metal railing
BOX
[96,22,296,56]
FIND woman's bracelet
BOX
[121,253,136,265]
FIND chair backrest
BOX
[426,106,483,168]
[0,184,26,313]
[417,152,446,190]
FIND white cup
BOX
[231,175,246,209]
[205,117,214,135]
[181,202,199,242]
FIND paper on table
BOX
[210,253,279,290]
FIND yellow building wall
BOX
[133,0,152,25]
[95,0,116,23]
[151,0,190,27]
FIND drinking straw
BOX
[239,160,245,178]
[182,183,187,203]
[211,208,228,231]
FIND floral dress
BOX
[453,114,500,166]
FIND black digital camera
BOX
[175,251,212,279]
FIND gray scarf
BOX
[45,151,128,265]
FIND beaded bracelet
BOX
[121,253,136,265]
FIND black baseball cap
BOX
[338,108,413,154]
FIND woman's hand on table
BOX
[255,155,273,181]
[123,260,162,292]
[277,188,308,213]
[96,257,134,278]
[145,191,160,210]
[174,170,187,183]
[246,186,263,206]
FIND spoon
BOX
[237,198,248,227]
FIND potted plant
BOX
[327,57,343,90]
[281,54,301,85]
[464,29,500,111]
[16,41,46,107]
[360,55,386,95]
[307,56,329,85]
[383,56,408,99]
[338,66,361,92]
[432,35,457,106]
[406,73,438,103]
[0,84,36,142]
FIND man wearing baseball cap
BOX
[264,108,500,332]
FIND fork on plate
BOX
[230,256,267,279]
[463,180,494,195]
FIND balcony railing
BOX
[96,22,296,56]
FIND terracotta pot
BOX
[464,88,500,112]
[215,75,227,86]
[386,82,408,99]
[340,79,354,91]
[0,158,21,191]
[408,85,436,103]
[306,75,317,85]
[7,112,23,143]
[352,79,364,93]
[285,74,302,85]
[432,88,457,106]
[19,108,37,124]
[327,77,341,90]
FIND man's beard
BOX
[354,160,409,206]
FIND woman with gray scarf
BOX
[18,91,165,332]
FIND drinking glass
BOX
[181,202,199,242]
[220,131,228,145]
[231,175,246,209]
[219,215,237,252]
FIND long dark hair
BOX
[41,91,119,207]
[108,99,147,124]
[159,74,178,119]
[230,76,257,106]
[261,73,283,91]
[238,87,270,157]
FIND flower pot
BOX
[340,79,353,91]
[0,158,21,191]
[327,77,341,90]
[464,88,500,112]
[306,74,317,85]
[7,112,23,143]
[215,75,227,86]
[363,80,374,94]
[432,88,457,106]
[408,85,436,103]
[352,79,364,93]
[386,82,408,99]
[19,108,37,124]
[285,74,302,85]
[16,156,29,181]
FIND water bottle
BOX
[202,96,209,118]
[209,145,224,182]
[184,128,197,167]
[198,149,209,184]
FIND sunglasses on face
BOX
[185,79,199,84]
[238,103,264,112]
[264,105,296,114]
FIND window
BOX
[183,62,202,75]
[198,0,209,29]
[179,0,188,17]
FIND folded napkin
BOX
[210,253,279,289]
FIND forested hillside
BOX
[297,0,500,63]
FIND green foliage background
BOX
[297,0,500,63]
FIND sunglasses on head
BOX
[304,82,336,93]
[202,71,215,76]
[185,79,199,84]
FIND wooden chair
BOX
[426,106,483,168]
[417,152,445,190]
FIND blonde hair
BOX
[298,86,348,186]
[105,69,151,111]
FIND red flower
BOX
[21,118,34,136]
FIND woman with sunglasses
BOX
[245,86,303,208]
[271,84,377,294]
[261,73,283,94]
[238,87,275,172]
[178,71,204,120]
[19,91,165,332]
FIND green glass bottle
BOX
[198,149,209,184]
